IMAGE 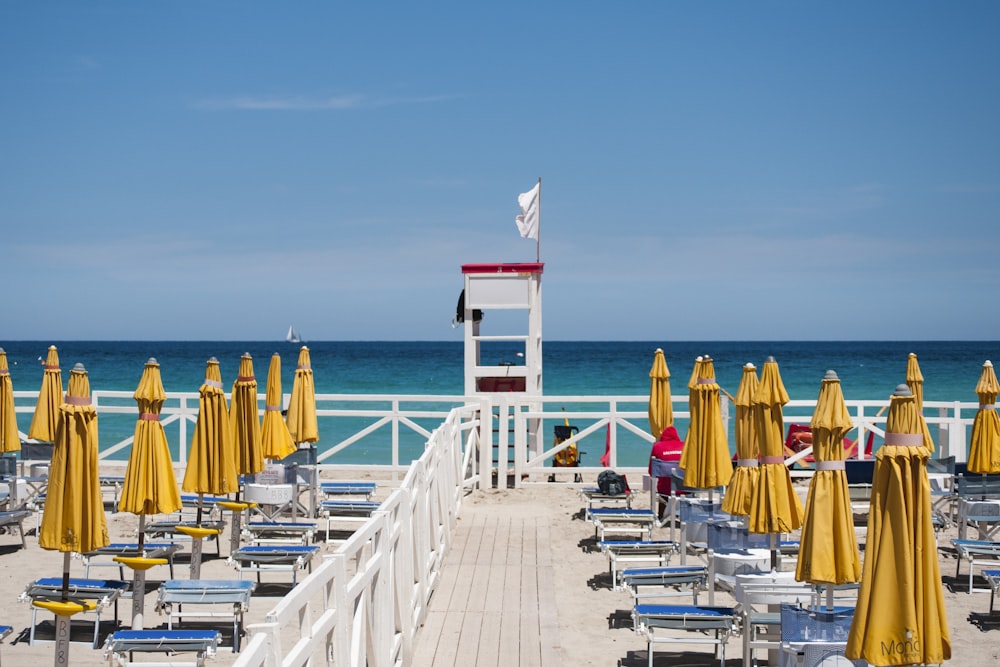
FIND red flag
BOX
[600,422,611,467]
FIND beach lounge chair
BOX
[983,569,1000,613]
[621,565,709,605]
[81,542,183,579]
[955,474,1000,540]
[320,480,376,500]
[144,520,225,556]
[733,578,814,667]
[580,485,633,516]
[598,540,677,590]
[675,497,732,565]
[103,629,221,667]
[155,579,255,652]
[778,603,862,667]
[587,507,655,542]
[320,499,381,543]
[228,545,319,585]
[0,509,31,548]
[0,624,11,666]
[243,520,317,546]
[952,538,1000,593]
[21,577,131,648]
[631,604,737,667]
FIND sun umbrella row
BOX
[645,349,966,666]
[6,346,318,665]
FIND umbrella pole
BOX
[54,552,72,667]
[825,585,834,611]
[191,494,205,579]
[770,533,779,571]
[132,513,147,630]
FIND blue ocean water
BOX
[3,340,998,466]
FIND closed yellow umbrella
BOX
[231,353,263,476]
[748,357,804,538]
[796,370,861,588]
[0,348,20,453]
[286,345,318,445]
[679,355,732,490]
[261,352,296,461]
[846,384,951,666]
[120,358,182,516]
[648,348,673,438]
[721,363,759,517]
[906,352,935,453]
[182,357,237,578]
[967,360,1000,474]
[39,362,109,552]
[29,345,62,443]
[118,357,182,629]
[37,362,109,666]
[183,357,238,496]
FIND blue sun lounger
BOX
[1,624,12,665]
[0,509,31,548]
[320,481,377,500]
[621,565,709,605]
[952,538,1000,593]
[21,577,131,648]
[103,629,222,667]
[228,545,319,585]
[983,569,1000,613]
[599,540,677,589]
[155,579,255,652]
[632,604,738,667]
[588,507,655,542]
[144,520,226,556]
[320,500,381,542]
[81,542,184,579]
[243,520,317,545]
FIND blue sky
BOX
[2,2,998,341]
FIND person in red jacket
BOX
[648,425,685,520]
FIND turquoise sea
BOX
[3,340,999,466]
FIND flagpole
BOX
[535,176,541,263]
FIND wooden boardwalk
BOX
[411,503,562,667]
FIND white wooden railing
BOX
[231,403,478,667]
[12,391,981,483]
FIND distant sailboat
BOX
[286,325,302,344]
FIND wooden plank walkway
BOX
[411,503,562,666]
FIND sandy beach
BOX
[1,480,998,666]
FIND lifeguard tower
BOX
[460,263,543,485]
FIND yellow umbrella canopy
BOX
[0,348,20,452]
[182,357,239,496]
[39,363,110,553]
[721,363,759,517]
[679,356,733,489]
[28,344,63,443]
[119,358,182,516]
[967,360,1000,474]
[261,352,297,461]
[747,356,804,534]
[905,352,935,453]
[796,370,861,586]
[230,353,263,476]
[648,348,673,437]
[846,384,951,666]
[286,345,318,445]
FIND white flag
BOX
[515,182,540,240]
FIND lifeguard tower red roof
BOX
[461,263,544,275]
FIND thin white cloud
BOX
[192,92,461,111]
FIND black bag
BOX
[597,469,628,496]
